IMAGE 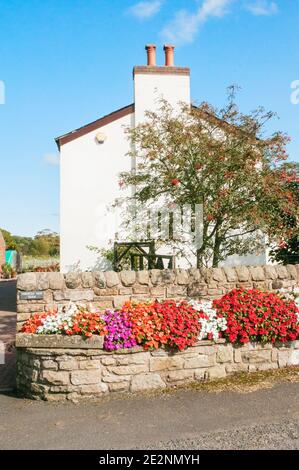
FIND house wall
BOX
[134,70,190,124]
[60,113,134,272]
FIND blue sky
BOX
[0,0,298,237]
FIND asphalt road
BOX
[0,381,298,450]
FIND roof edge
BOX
[55,103,135,149]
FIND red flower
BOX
[171,178,180,186]
[214,288,299,345]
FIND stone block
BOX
[216,345,233,363]
[150,356,184,372]
[133,285,150,295]
[175,269,189,285]
[223,267,238,282]
[94,272,106,288]
[235,266,250,282]
[81,272,94,288]
[210,268,226,283]
[286,265,297,280]
[187,283,207,297]
[119,287,133,295]
[107,364,148,376]
[101,373,132,383]
[43,360,58,370]
[161,270,176,284]
[250,266,265,281]
[264,266,278,280]
[207,365,227,379]
[114,352,150,366]
[101,357,116,366]
[70,370,101,385]
[151,286,166,297]
[105,271,119,288]
[241,350,271,364]
[276,266,288,279]
[42,370,70,386]
[17,273,37,291]
[78,359,102,370]
[183,355,210,369]
[137,271,149,285]
[36,273,50,290]
[166,370,194,383]
[131,373,166,392]
[188,268,201,282]
[65,272,82,289]
[58,358,78,370]
[94,287,118,296]
[166,285,187,297]
[48,273,65,290]
[120,271,136,286]
[113,296,131,309]
[109,382,130,392]
[80,383,108,394]
[288,349,299,366]
[150,269,163,285]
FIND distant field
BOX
[22,256,60,272]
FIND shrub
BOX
[213,288,299,344]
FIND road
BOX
[0,382,298,449]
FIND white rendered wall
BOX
[134,72,190,125]
[60,113,134,272]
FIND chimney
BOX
[145,44,156,66]
[164,44,175,66]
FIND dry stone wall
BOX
[16,335,299,401]
[17,265,299,331]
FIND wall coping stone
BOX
[16,333,104,349]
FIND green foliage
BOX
[1,263,16,279]
[119,89,299,267]
[0,228,60,257]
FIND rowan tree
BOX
[119,90,299,267]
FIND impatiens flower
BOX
[171,178,180,186]
[103,309,137,351]
[189,299,227,341]
[214,288,299,344]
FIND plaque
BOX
[19,291,44,301]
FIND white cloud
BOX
[44,153,60,166]
[128,1,163,19]
[161,0,233,45]
[246,1,278,16]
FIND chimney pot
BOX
[145,44,156,66]
[164,44,175,66]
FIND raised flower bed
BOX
[16,285,299,401]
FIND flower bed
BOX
[20,287,299,351]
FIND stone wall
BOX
[16,334,299,401]
[17,265,299,331]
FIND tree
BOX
[269,181,299,264]
[0,228,17,250]
[119,90,299,267]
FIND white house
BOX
[56,45,267,272]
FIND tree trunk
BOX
[212,231,221,268]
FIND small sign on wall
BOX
[19,291,44,301]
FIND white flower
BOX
[189,299,227,342]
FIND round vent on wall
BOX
[96,132,107,144]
